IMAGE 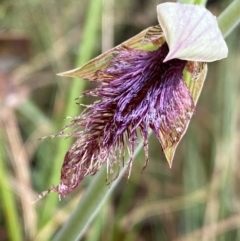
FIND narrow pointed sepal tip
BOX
[166,156,173,169]
[57,72,71,77]
[57,68,80,78]
[164,146,176,169]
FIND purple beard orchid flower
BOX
[38,2,228,199]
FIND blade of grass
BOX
[53,139,145,241]
[174,214,240,241]
[201,6,240,240]
[3,109,37,239]
[178,0,195,4]
[39,0,103,226]
[85,203,108,241]
[218,0,240,38]
[178,0,207,5]
[183,132,206,234]
[34,194,81,241]
[193,0,207,5]
[0,132,22,241]
[120,186,210,231]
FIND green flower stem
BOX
[218,0,240,38]
[0,134,22,241]
[53,140,145,241]
[39,0,103,226]
[178,0,195,4]
[193,0,207,5]
[178,0,207,5]
[53,1,240,241]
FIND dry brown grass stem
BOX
[174,214,240,241]
[102,0,115,52]
[1,109,37,239]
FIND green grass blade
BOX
[178,0,207,5]
[178,0,195,4]
[0,134,22,241]
[53,140,145,241]
[218,0,240,38]
[39,0,103,226]
[193,0,207,5]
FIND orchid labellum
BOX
[39,2,228,199]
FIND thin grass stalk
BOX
[51,2,240,241]
[178,0,207,5]
[183,133,205,234]
[102,0,114,52]
[3,110,37,239]
[34,195,81,241]
[202,42,238,241]
[174,214,240,241]
[85,203,108,241]
[0,132,22,241]
[178,0,195,4]
[218,0,240,38]
[218,40,239,241]
[39,0,103,226]
[193,0,207,5]
[53,139,145,241]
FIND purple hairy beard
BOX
[55,42,194,197]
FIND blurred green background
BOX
[0,0,240,240]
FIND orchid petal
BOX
[157,3,228,62]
